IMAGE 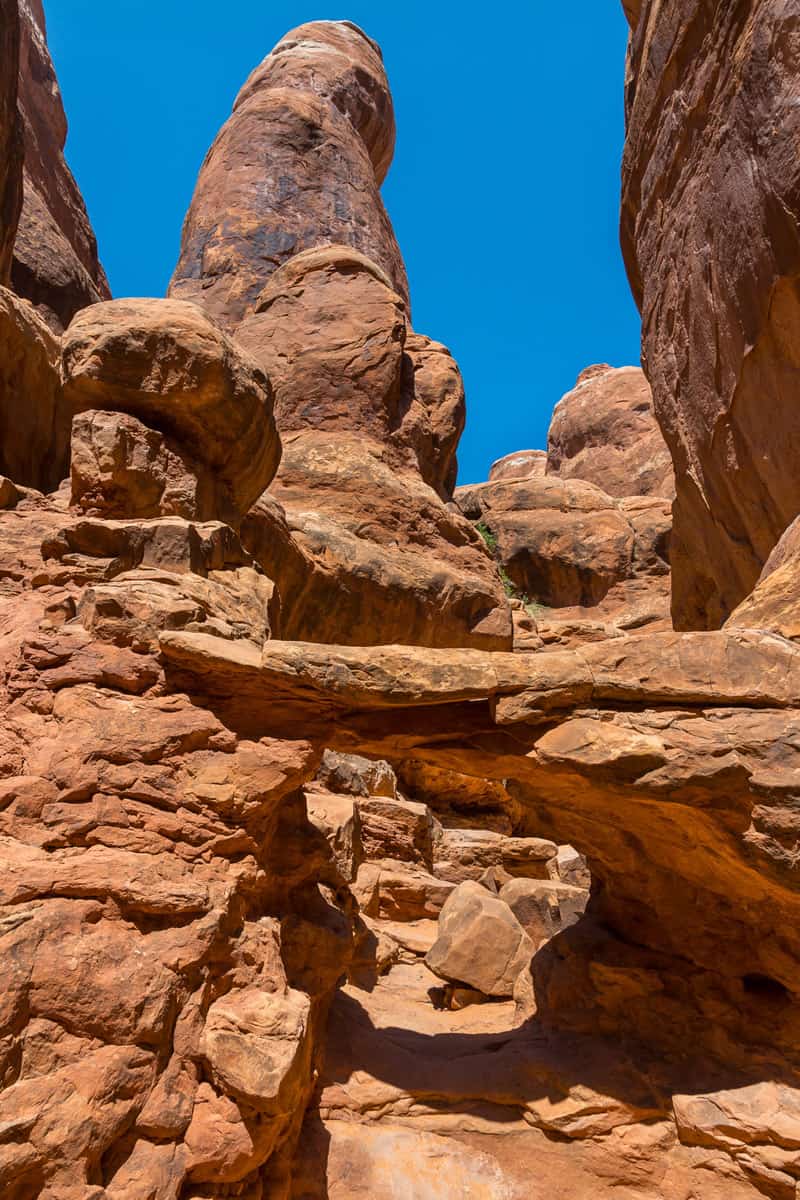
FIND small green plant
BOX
[498,566,517,598]
[473,519,548,618]
[475,521,497,553]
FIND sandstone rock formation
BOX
[236,244,464,496]
[62,298,281,524]
[13,0,110,330]
[621,0,800,628]
[456,365,674,647]
[457,473,670,610]
[489,448,547,483]
[1,5,799,1197]
[169,20,408,330]
[0,284,67,491]
[170,22,505,650]
[727,513,800,640]
[425,880,535,996]
[0,0,22,285]
[547,364,674,499]
[235,244,509,649]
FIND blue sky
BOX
[45,2,640,485]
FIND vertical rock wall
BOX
[0,0,22,284]
[621,0,800,629]
[13,0,110,330]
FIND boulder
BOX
[425,880,534,996]
[456,473,670,610]
[236,245,465,495]
[550,845,591,890]
[13,1,110,329]
[499,878,589,950]
[70,410,208,520]
[62,298,280,523]
[200,986,311,1113]
[0,0,22,285]
[433,827,557,885]
[357,795,437,867]
[169,21,408,329]
[489,448,547,483]
[316,749,397,799]
[621,0,800,627]
[0,286,67,490]
[353,861,455,921]
[546,365,674,499]
[305,786,361,882]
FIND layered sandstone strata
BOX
[0,5,798,1197]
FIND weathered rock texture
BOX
[169,20,408,330]
[62,297,281,524]
[236,245,509,649]
[547,365,674,499]
[0,0,22,285]
[2,8,800,1199]
[13,0,110,330]
[237,245,464,495]
[727,513,800,641]
[489,448,547,483]
[621,0,800,628]
[456,365,674,647]
[0,284,67,491]
[169,21,502,649]
[148,618,800,1197]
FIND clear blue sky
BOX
[45,2,640,485]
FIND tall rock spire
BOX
[169,20,410,331]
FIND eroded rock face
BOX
[456,473,671,613]
[236,243,465,499]
[2,8,799,1197]
[0,285,67,491]
[0,0,22,285]
[62,298,281,524]
[258,432,511,649]
[727,514,800,640]
[234,241,499,647]
[456,365,674,646]
[621,0,800,629]
[169,20,408,330]
[13,0,110,329]
[546,365,674,499]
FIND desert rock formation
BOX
[13,0,110,330]
[0,4,800,1198]
[169,21,408,330]
[455,365,673,648]
[547,364,674,499]
[0,0,22,285]
[622,0,800,628]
